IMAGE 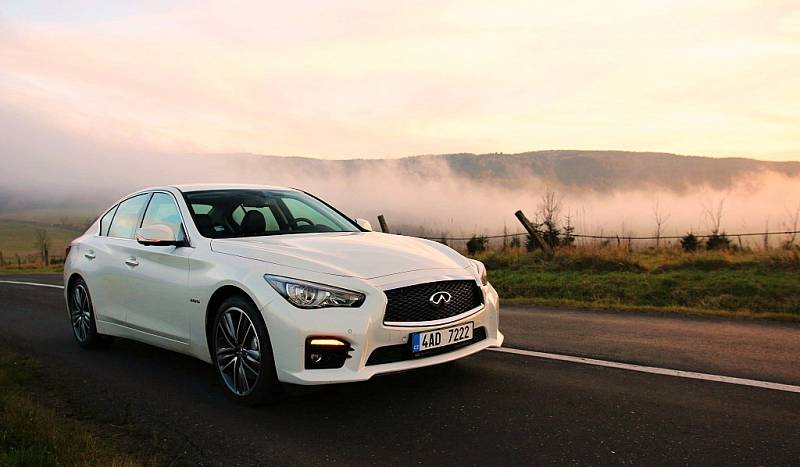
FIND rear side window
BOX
[99,205,118,236]
[107,194,150,239]
[141,193,185,241]
[191,204,212,214]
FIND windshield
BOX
[183,189,361,238]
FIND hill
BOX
[0,150,798,213]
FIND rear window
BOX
[107,193,151,239]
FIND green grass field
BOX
[0,221,82,264]
[478,247,800,320]
[0,208,100,225]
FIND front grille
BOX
[366,327,487,366]
[383,280,483,324]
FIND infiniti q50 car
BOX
[64,185,503,404]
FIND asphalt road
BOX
[2,274,800,465]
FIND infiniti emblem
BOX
[429,291,452,306]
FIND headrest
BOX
[194,214,215,237]
[240,210,266,235]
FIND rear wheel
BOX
[212,295,281,405]
[68,278,112,349]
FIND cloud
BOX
[0,0,798,159]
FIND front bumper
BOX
[263,276,503,385]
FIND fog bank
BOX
[1,106,799,241]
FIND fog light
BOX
[305,336,354,369]
[310,338,347,346]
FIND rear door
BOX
[124,192,193,344]
[93,193,152,326]
[80,204,118,322]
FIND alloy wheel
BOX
[215,307,262,396]
[70,284,92,342]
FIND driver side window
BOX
[141,193,186,241]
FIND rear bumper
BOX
[265,281,503,385]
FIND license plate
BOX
[411,322,474,353]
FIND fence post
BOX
[377,214,390,233]
[514,210,553,256]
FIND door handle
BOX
[124,257,139,267]
[84,251,96,260]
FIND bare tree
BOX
[33,229,49,266]
[538,189,563,248]
[702,197,726,234]
[652,199,671,249]
[539,190,562,225]
[784,203,800,248]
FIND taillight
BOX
[65,245,72,261]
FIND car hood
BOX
[210,232,471,279]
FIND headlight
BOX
[264,275,365,309]
[471,260,488,286]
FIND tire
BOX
[68,277,113,349]
[212,295,281,405]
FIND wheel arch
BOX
[204,285,262,360]
[66,272,84,292]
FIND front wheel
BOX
[212,295,281,405]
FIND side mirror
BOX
[355,218,373,231]
[136,224,183,247]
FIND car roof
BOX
[170,183,299,193]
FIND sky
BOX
[0,0,798,160]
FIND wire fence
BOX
[413,230,800,242]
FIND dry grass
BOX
[0,349,151,466]
[476,245,800,272]
[474,246,800,320]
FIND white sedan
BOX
[64,184,503,404]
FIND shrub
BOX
[562,218,576,247]
[706,232,731,250]
[680,233,699,252]
[542,220,561,248]
[466,235,488,255]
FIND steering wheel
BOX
[292,217,315,228]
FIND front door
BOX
[124,192,193,345]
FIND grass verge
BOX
[0,347,149,466]
[480,247,800,321]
